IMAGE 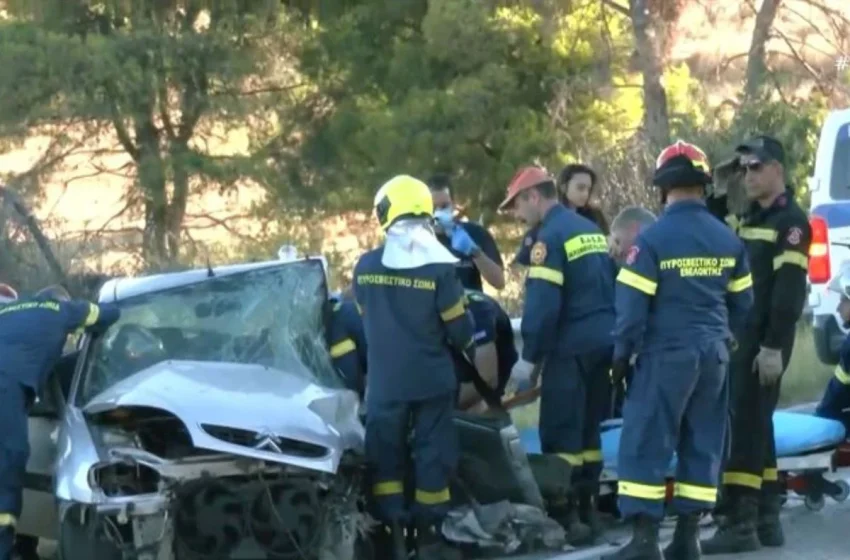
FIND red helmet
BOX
[0,283,18,304]
[498,166,554,210]
[654,140,712,189]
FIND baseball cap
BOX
[735,135,785,165]
[498,166,554,211]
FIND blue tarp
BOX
[518,411,847,470]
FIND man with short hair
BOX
[499,166,615,545]
[703,136,812,554]
[609,207,657,267]
[428,174,506,291]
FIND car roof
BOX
[98,257,323,303]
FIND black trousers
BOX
[722,332,794,495]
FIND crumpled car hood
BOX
[83,360,364,474]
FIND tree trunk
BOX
[629,0,671,154]
[166,144,191,262]
[744,0,782,102]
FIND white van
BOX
[808,108,850,365]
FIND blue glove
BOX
[451,227,479,256]
[434,209,455,234]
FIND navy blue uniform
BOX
[327,296,367,395]
[521,204,615,485]
[0,296,119,555]
[353,247,475,524]
[438,221,503,291]
[614,200,753,519]
[816,334,850,431]
[459,290,518,398]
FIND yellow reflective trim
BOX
[725,215,740,233]
[739,227,778,242]
[727,273,753,292]
[581,449,603,462]
[84,303,100,326]
[330,338,356,358]
[763,468,779,482]
[355,302,363,315]
[773,250,809,271]
[722,471,762,489]
[616,268,658,295]
[0,513,17,526]
[674,482,717,503]
[440,299,466,322]
[555,453,583,466]
[373,481,403,496]
[415,488,451,505]
[528,266,564,286]
[564,233,608,261]
[618,481,667,500]
[835,365,850,384]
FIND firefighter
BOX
[455,289,518,412]
[353,175,474,560]
[609,206,657,268]
[702,136,812,554]
[498,166,615,545]
[326,293,368,396]
[814,262,850,431]
[605,141,753,560]
[0,285,120,560]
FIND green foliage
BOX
[295,0,634,220]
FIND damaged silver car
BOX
[20,258,373,560]
[19,257,565,559]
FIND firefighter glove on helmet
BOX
[653,140,712,191]
[373,175,435,231]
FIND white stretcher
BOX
[518,411,850,510]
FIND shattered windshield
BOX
[77,259,342,404]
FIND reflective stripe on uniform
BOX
[440,299,466,321]
[835,365,850,384]
[738,227,778,242]
[0,513,15,527]
[618,481,667,500]
[727,273,753,292]
[773,250,808,271]
[616,268,658,295]
[84,302,100,326]
[722,471,762,489]
[674,482,717,503]
[763,468,779,482]
[555,452,583,466]
[564,234,608,261]
[528,266,564,286]
[373,481,404,496]
[581,449,603,462]
[415,488,450,505]
[330,338,356,358]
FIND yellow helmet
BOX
[373,175,434,231]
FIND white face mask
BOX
[433,207,454,223]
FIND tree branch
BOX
[601,0,630,18]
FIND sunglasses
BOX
[740,161,764,173]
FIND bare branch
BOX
[601,0,630,18]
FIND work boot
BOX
[700,493,761,555]
[757,490,785,547]
[415,521,462,560]
[602,514,662,559]
[663,514,701,560]
[373,521,408,560]
[552,497,593,546]
[577,487,602,540]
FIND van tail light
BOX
[809,215,831,284]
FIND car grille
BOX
[200,424,328,458]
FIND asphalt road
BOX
[512,477,850,560]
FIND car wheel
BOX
[57,505,122,560]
